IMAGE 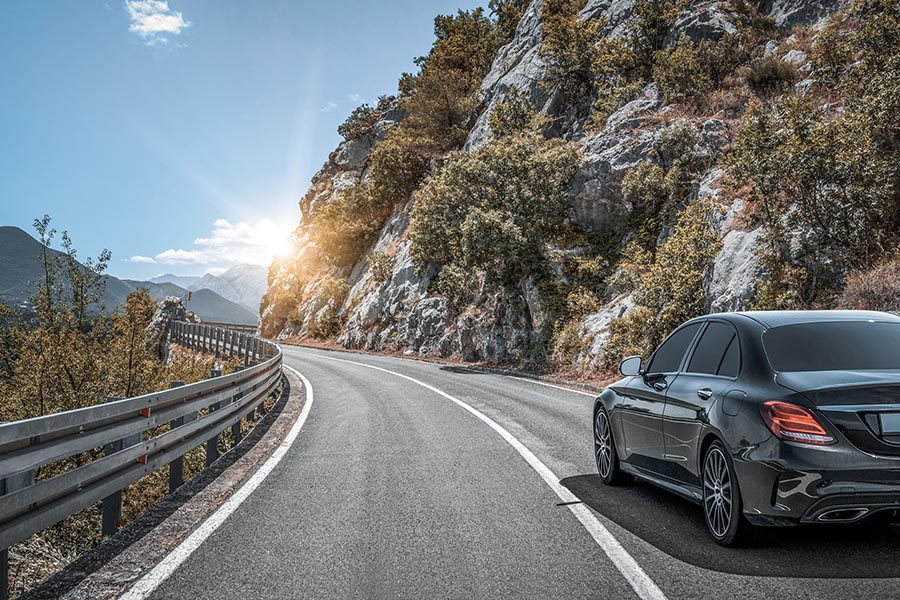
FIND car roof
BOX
[693,310,900,329]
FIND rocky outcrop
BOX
[263,0,850,366]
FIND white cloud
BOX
[150,219,293,268]
[128,255,157,264]
[125,0,190,46]
[320,101,339,113]
[347,93,364,103]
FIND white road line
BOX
[321,355,667,600]
[120,366,314,600]
[506,375,599,397]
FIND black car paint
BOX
[594,310,900,526]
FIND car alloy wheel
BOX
[595,410,613,480]
[703,446,733,539]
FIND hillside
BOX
[0,226,258,324]
[261,0,900,373]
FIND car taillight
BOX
[759,401,836,446]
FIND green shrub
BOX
[433,263,477,310]
[489,0,527,45]
[409,133,581,284]
[307,277,349,339]
[368,133,428,208]
[540,0,603,97]
[488,88,548,138]
[630,0,685,65]
[369,251,393,284]
[398,9,500,155]
[743,56,796,94]
[338,104,380,141]
[603,199,722,370]
[652,40,711,102]
[838,256,900,312]
[308,186,383,268]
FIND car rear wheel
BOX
[702,441,751,546]
[594,408,628,485]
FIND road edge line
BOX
[321,355,667,600]
[118,366,314,600]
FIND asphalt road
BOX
[145,346,900,599]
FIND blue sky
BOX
[0,0,483,279]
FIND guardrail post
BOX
[167,381,187,494]
[1,471,32,600]
[231,366,244,446]
[101,396,139,538]
[205,367,222,467]
[242,334,250,367]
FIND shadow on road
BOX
[561,474,900,578]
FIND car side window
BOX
[717,335,740,378]
[647,323,702,374]
[687,322,738,376]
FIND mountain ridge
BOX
[0,226,258,325]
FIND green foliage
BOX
[369,251,393,284]
[367,132,429,207]
[337,103,380,141]
[603,199,722,370]
[308,276,349,339]
[489,0,527,45]
[398,9,501,155]
[743,56,796,94]
[308,186,384,268]
[730,10,900,310]
[409,134,581,284]
[652,39,711,102]
[621,119,704,250]
[433,263,477,310]
[838,256,900,312]
[541,0,604,97]
[630,0,685,64]
[488,88,548,138]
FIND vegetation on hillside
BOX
[269,0,900,377]
[0,217,256,596]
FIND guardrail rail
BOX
[0,321,282,600]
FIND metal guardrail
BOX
[200,321,259,335]
[0,321,282,599]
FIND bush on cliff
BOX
[730,0,900,307]
[409,133,580,284]
[603,199,722,371]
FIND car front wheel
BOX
[702,441,752,546]
[594,408,628,485]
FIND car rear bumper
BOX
[731,437,900,526]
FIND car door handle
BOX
[697,388,713,400]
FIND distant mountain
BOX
[189,264,267,313]
[149,273,201,288]
[121,280,258,325]
[0,226,257,325]
[0,225,132,311]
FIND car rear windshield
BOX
[763,321,900,372]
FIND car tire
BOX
[594,407,628,485]
[702,441,752,547]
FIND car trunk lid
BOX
[776,370,900,456]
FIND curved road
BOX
[142,346,900,599]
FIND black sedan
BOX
[593,310,900,546]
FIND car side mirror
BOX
[620,355,642,377]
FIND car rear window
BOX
[687,322,739,376]
[763,321,900,372]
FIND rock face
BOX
[149,296,198,360]
[262,0,850,367]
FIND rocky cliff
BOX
[262,0,883,371]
